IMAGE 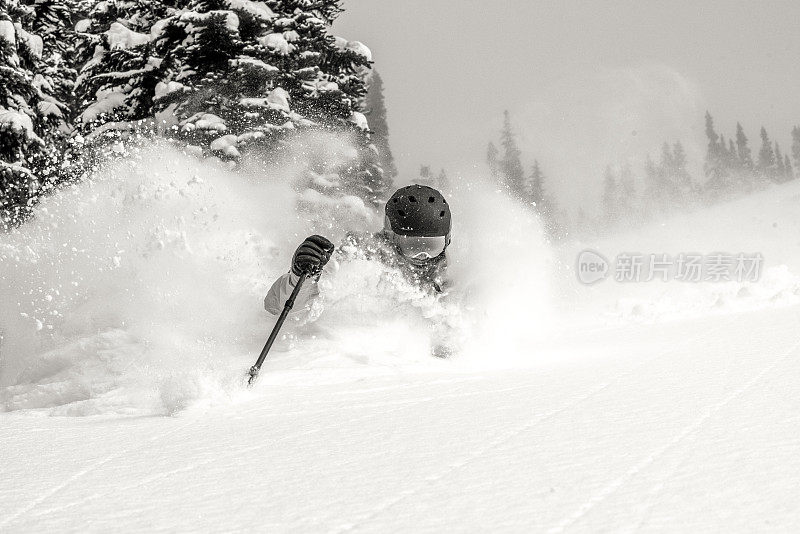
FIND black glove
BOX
[292,235,334,276]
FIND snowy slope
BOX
[2,307,799,532]
[2,147,800,531]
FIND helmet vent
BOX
[393,198,399,203]
[409,196,417,202]
[439,211,445,217]
[428,196,435,202]
[398,210,406,217]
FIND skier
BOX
[264,184,455,356]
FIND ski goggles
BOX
[392,234,448,260]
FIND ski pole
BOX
[247,271,308,386]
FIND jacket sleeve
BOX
[264,271,321,316]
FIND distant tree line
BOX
[481,110,800,239]
[485,111,565,240]
[596,112,799,234]
[0,0,394,227]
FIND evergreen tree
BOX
[364,70,396,186]
[25,0,81,188]
[784,154,794,181]
[0,0,56,222]
[791,126,800,171]
[735,122,753,170]
[643,142,686,213]
[73,1,179,149]
[499,110,525,195]
[2,0,387,224]
[718,133,729,168]
[528,160,545,209]
[526,160,562,239]
[775,142,786,182]
[757,126,776,181]
[672,141,692,188]
[71,0,387,206]
[725,136,752,191]
[727,138,737,168]
[703,111,728,197]
[704,111,719,150]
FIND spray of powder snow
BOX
[445,179,556,366]
[0,141,557,416]
[0,143,308,415]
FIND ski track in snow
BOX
[0,417,199,529]
[331,320,737,533]
[627,431,699,533]
[8,379,520,525]
[331,381,612,534]
[549,336,800,533]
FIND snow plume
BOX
[252,173,558,379]
[0,136,345,416]
[445,177,555,367]
[247,130,381,238]
[0,138,559,416]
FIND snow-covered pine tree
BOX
[499,110,524,196]
[71,0,386,208]
[792,126,800,172]
[527,160,547,212]
[23,0,81,187]
[703,111,731,200]
[784,154,793,181]
[73,2,179,126]
[70,0,179,175]
[727,139,737,165]
[1,0,51,223]
[729,123,752,191]
[726,137,741,182]
[526,160,561,238]
[720,134,736,181]
[735,123,753,170]
[775,142,786,183]
[756,126,776,181]
[364,69,396,186]
[642,143,674,214]
[671,140,695,206]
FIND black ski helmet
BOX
[385,185,451,237]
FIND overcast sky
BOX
[335,0,800,212]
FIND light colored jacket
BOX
[264,232,448,318]
[264,271,321,316]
